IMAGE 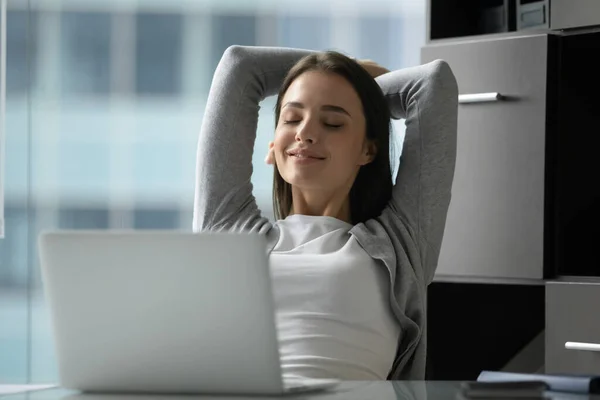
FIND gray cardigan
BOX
[193,45,458,380]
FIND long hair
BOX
[273,51,393,225]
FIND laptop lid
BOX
[38,231,284,395]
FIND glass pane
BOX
[57,139,111,203]
[1,6,33,384]
[355,14,413,178]
[253,99,277,220]
[133,209,180,230]
[135,13,182,95]
[210,14,256,72]
[7,10,35,94]
[0,208,29,382]
[278,16,331,50]
[60,12,111,95]
[358,16,393,68]
[58,208,109,230]
[132,139,185,203]
[392,8,426,68]
[0,0,428,384]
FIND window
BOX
[57,139,111,202]
[1,9,36,384]
[7,10,36,94]
[279,15,331,50]
[60,12,111,95]
[210,14,257,73]
[133,209,180,229]
[58,208,110,230]
[132,139,186,201]
[0,1,426,384]
[135,13,183,95]
[358,16,393,68]
[0,207,29,287]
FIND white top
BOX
[270,215,401,380]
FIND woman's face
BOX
[273,71,374,192]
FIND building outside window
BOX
[0,0,425,383]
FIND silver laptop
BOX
[38,231,339,395]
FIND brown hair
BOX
[273,51,393,225]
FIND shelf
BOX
[428,0,549,41]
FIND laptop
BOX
[38,231,339,395]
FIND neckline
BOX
[282,214,354,229]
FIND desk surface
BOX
[1,382,599,400]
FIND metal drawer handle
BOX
[459,92,503,104]
[565,342,600,352]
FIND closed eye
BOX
[283,120,301,125]
[324,123,343,128]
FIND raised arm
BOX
[376,60,459,284]
[193,46,312,233]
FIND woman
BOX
[193,45,458,380]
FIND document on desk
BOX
[478,371,600,394]
[0,384,57,395]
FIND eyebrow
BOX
[283,102,351,117]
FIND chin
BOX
[282,172,325,190]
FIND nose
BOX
[295,119,319,144]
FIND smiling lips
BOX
[286,148,326,160]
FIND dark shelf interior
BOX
[430,0,516,40]
[429,0,550,40]
[552,31,600,277]
[426,282,545,380]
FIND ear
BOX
[265,141,275,165]
[359,141,377,166]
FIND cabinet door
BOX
[551,0,600,30]
[421,35,549,281]
[546,281,600,374]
